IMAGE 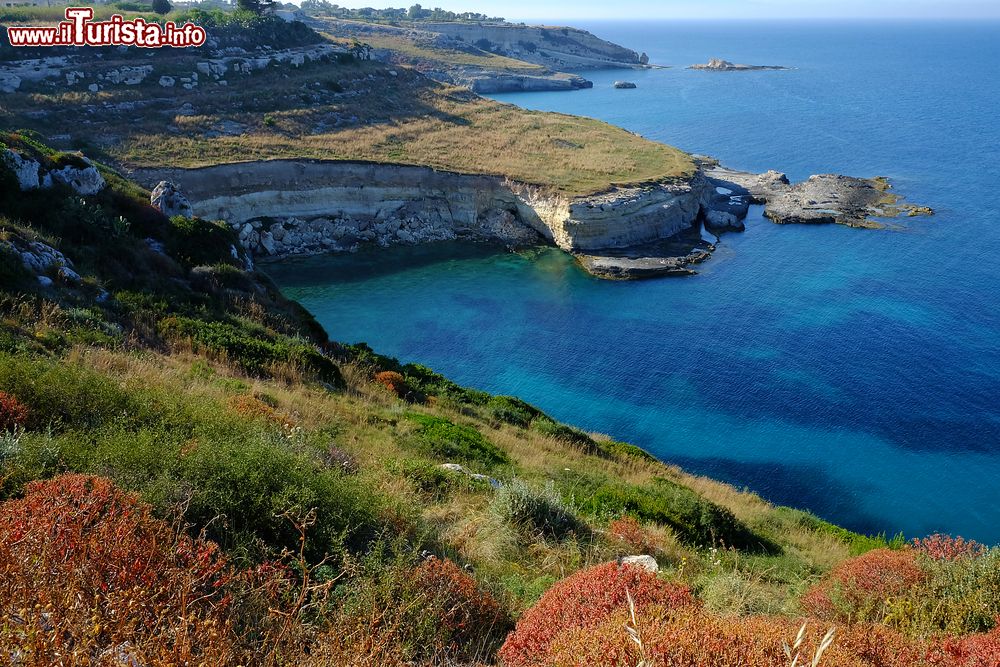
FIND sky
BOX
[330,0,1000,21]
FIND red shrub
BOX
[0,474,238,664]
[498,561,694,667]
[229,393,294,426]
[374,371,409,399]
[914,534,987,562]
[609,516,657,554]
[0,390,28,431]
[310,556,509,665]
[801,548,926,623]
[413,556,509,653]
[926,625,1000,667]
[548,606,925,667]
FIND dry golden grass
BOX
[324,30,548,73]
[2,45,693,196]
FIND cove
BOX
[267,20,1000,543]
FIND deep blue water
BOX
[268,22,1000,543]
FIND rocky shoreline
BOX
[129,157,932,282]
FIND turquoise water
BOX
[268,21,1000,543]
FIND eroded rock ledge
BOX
[132,159,931,281]
[132,160,709,263]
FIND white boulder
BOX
[621,555,659,573]
[2,150,41,190]
[150,181,194,218]
[50,160,105,195]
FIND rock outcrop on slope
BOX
[688,59,790,71]
[1,148,105,195]
[0,43,346,96]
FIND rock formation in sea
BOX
[688,58,790,71]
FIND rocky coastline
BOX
[129,157,932,282]
[307,17,648,94]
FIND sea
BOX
[267,20,1000,543]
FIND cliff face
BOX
[308,17,629,93]
[419,23,643,70]
[132,160,709,262]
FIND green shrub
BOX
[604,440,658,463]
[402,363,490,405]
[165,216,241,268]
[0,357,380,562]
[532,416,601,454]
[0,353,163,432]
[172,9,322,49]
[888,548,1000,636]
[489,478,583,539]
[405,413,509,468]
[486,395,539,428]
[396,459,485,499]
[575,477,774,552]
[157,316,341,385]
[0,241,31,289]
[774,507,903,556]
[334,543,511,663]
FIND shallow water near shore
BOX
[268,21,1000,543]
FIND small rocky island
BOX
[689,58,790,71]
[613,81,638,89]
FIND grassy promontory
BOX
[0,9,692,196]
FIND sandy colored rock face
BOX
[133,160,710,257]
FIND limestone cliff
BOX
[132,160,710,264]
[416,22,643,70]
[309,17,640,94]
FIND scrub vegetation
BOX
[1,51,997,667]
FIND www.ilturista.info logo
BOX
[7,7,206,48]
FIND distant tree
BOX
[151,0,172,15]
[237,0,274,15]
[407,3,428,20]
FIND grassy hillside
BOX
[5,131,1000,665]
[0,13,692,196]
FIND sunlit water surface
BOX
[268,21,1000,542]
